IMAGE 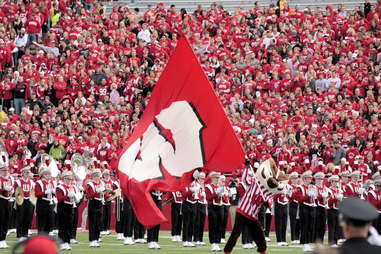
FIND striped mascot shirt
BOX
[237,174,272,220]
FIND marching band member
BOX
[194,171,207,246]
[274,180,292,246]
[205,172,223,252]
[70,177,83,244]
[147,190,162,249]
[327,175,343,246]
[367,176,381,233]
[220,175,230,244]
[85,169,105,248]
[314,172,329,242]
[34,167,54,234]
[344,171,363,198]
[294,170,316,252]
[101,170,113,236]
[0,164,13,248]
[14,167,35,241]
[289,172,300,244]
[56,171,80,251]
[170,191,183,243]
[181,170,200,247]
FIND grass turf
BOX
[1,231,304,254]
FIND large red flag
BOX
[118,36,245,228]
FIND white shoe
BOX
[61,243,67,250]
[89,241,96,248]
[221,238,226,244]
[248,243,255,249]
[117,233,124,240]
[172,236,177,242]
[338,239,345,245]
[177,236,182,242]
[48,231,55,236]
[98,238,102,242]
[282,242,289,246]
[215,244,222,252]
[277,242,283,246]
[331,244,339,248]
[124,237,135,245]
[265,237,271,242]
[94,241,100,248]
[53,230,58,234]
[66,243,72,250]
[0,241,5,249]
[70,239,78,244]
[183,241,190,247]
[18,237,27,242]
[154,242,160,249]
[242,243,249,249]
[28,230,32,236]
[188,242,195,247]
[100,231,105,235]
[303,244,313,252]
[148,242,155,249]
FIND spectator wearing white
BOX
[137,23,151,43]
[326,72,341,89]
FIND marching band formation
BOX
[1,157,381,252]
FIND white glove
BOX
[68,191,75,198]
[96,186,105,193]
[217,187,224,196]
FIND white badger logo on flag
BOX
[119,101,206,182]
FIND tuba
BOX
[71,153,87,180]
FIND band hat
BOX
[314,172,325,179]
[350,171,360,177]
[209,171,221,178]
[340,171,350,177]
[328,175,340,182]
[302,170,313,178]
[62,170,73,178]
[289,172,299,179]
[39,167,51,176]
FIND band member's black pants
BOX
[274,202,288,243]
[8,201,16,230]
[71,205,79,240]
[102,201,111,232]
[289,202,300,241]
[0,198,11,241]
[36,199,53,234]
[134,219,145,240]
[171,202,182,237]
[224,212,267,253]
[147,197,161,243]
[300,204,316,244]
[57,203,74,244]
[194,202,206,242]
[16,199,34,238]
[182,201,196,242]
[88,200,103,242]
[123,198,135,238]
[242,223,253,244]
[221,205,229,240]
[115,199,123,234]
[315,206,326,242]
[327,209,340,244]
[208,204,223,244]
[258,205,272,237]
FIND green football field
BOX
[0,231,304,254]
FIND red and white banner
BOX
[118,36,244,228]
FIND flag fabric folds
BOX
[118,36,245,228]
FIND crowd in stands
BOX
[0,0,381,179]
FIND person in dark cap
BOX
[338,198,381,254]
